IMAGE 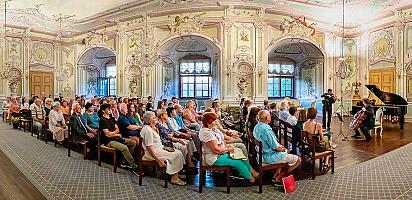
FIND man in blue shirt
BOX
[117,103,142,143]
[253,110,301,184]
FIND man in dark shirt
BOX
[146,96,154,111]
[351,98,374,142]
[70,103,97,159]
[117,103,142,143]
[99,104,138,171]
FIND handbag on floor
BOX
[282,175,297,193]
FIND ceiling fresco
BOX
[0,0,409,36]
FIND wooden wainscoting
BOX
[30,71,54,98]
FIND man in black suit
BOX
[321,89,336,130]
[351,98,375,142]
[70,103,97,159]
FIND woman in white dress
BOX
[140,111,186,186]
[48,102,69,143]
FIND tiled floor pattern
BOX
[0,122,411,200]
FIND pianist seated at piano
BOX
[351,98,374,142]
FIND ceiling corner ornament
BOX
[281,16,317,37]
[127,15,160,75]
[169,13,205,36]
[394,10,406,35]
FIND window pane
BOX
[188,63,195,73]
[107,65,116,77]
[180,62,189,73]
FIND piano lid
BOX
[365,84,408,105]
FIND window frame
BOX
[267,62,295,99]
[178,56,212,99]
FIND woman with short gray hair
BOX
[140,111,186,186]
[49,102,68,143]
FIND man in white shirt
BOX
[286,107,298,126]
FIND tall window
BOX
[268,63,295,98]
[179,56,212,98]
[97,64,117,96]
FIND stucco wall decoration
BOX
[175,40,207,52]
[369,29,395,65]
[30,41,53,67]
[169,13,205,36]
[280,16,317,37]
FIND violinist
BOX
[321,89,336,130]
[351,98,374,142]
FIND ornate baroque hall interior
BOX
[1,0,412,199]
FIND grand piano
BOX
[351,84,408,130]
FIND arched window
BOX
[179,55,212,98]
[268,62,295,98]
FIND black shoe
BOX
[120,161,133,169]
[271,179,283,187]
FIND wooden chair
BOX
[372,108,384,137]
[18,109,33,133]
[254,139,288,193]
[198,142,231,193]
[2,108,8,122]
[67,123,88,160]
[300,131,334,179]
[137,137,168,188]
[97,130,119,172]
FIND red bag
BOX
[282,175,296,193]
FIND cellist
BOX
[351,98,375,142]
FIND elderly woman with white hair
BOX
[49,101,69,143]
[140,111,186,186]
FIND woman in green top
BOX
[83,103,100,133]
[127,103,142,125]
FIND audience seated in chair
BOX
[31,99,46,137]
[278,101,291,121]
[140,111,187,186]
[70,103,97,159]
[43,98,53,117]
[146,96,154,112]
[246,107,260,135]
[109,100,119,121]
[83,103,100,134]
[286,107,298,126]
[157,110,196,168]
[168,106,200,152]
[118,103,142,144]
[49,102,69,144]
[183,100,201,131]
[199,112,259,183]
[303,107,332,169]
[99,103,138,170]
[291,109,307,154]
[253,110,302,184]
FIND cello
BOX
[350,109,367,130]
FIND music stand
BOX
[333,113,349,142]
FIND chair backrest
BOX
[253,139,263,167]
[97,129,102,147]
[20,109,32,118]
[375,107,383,123]
[301,130,316,156]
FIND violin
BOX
[349,109,367,130]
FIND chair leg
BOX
[226,170,231,193]
[68,142,71,157]
[331,153,335,174]
[198,169,203,193]
[164,168,168,188]
[312,159,316,180]
[319,158,323,172]
[98,149,101,167]
[54,139,57,147]
[113,153,117,173]
[83,144,87,160]
[138,165,143,186]
[380,127,383,137]
[258,169,263,193]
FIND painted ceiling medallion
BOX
[175,40,207,52]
